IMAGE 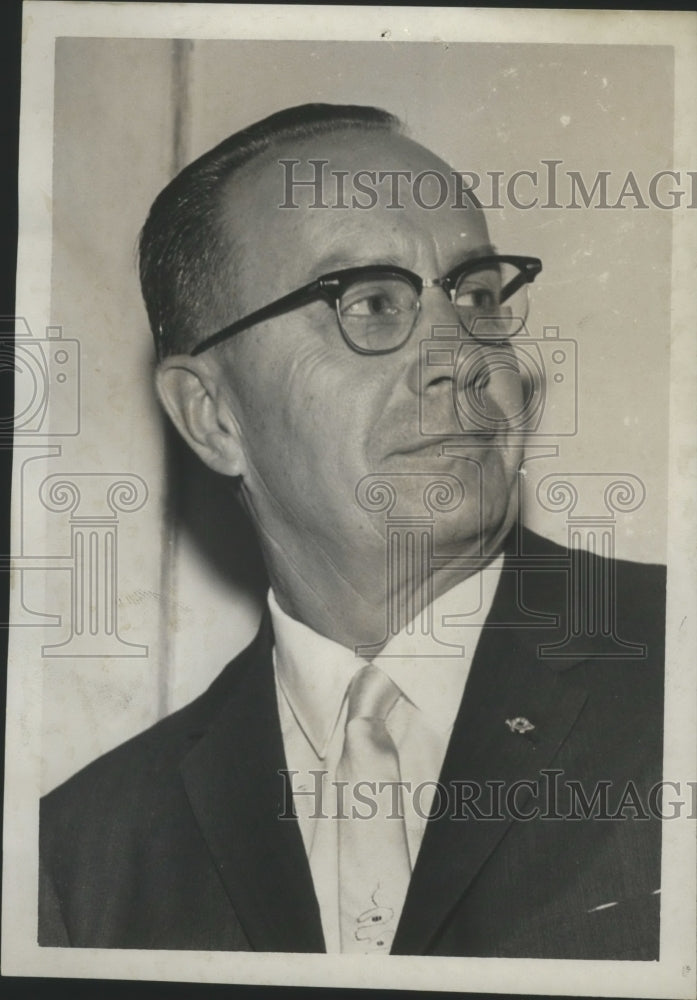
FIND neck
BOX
[262,532,508,653]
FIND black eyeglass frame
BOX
[189,254,543,357]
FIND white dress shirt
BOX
[269,556,503,953]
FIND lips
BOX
[393,430,498,456]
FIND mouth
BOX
[392,430,499,456]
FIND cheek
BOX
[231,336,373,478]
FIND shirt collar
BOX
[269,589,361,759]
[373,555,503,733]
[269,556,503,757]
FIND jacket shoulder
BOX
[519,526,666,597]
[41,620,266,833]
[515,526,666,679]
[39,617,272,947]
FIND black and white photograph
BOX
[3,3,696,995]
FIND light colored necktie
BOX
[337,664,412,953]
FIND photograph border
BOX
[3,4,696,997]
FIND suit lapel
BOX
[180,614,325,953]
[178,529,591,955]
[393,542,589,955]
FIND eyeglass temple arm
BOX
[500,259,542,303]
[190,277,326,356]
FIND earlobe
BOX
[154,356,247,477]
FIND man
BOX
[39,104,665,957]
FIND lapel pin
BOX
[505,716,537,746]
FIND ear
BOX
[155,355,247,477]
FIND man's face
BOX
[207,130,524,594]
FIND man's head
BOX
[140,104,531,646]
[139,104,400,360]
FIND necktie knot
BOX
[346,665,401,724]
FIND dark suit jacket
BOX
[39,528,665,957]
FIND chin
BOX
[436,482,518,550]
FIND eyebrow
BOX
[310,251,403,275]
[458,242,499,261]
[311,242,500,279]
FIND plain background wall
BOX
[41,38,672,791]
[41,39,173,789]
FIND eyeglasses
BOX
[190,254,542,357]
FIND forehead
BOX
[219,130,491,292]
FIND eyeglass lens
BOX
[337,261,530,353]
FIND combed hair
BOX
[138,103,401,359]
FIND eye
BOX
[343,290,401,317]
[453,268,502,312]
[338,274,419,352]
[454,287,497,310]
[340,277,416,319]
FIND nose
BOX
[402,287,524,435]
[403,286,489,395]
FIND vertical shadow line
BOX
[157,39,194,720]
